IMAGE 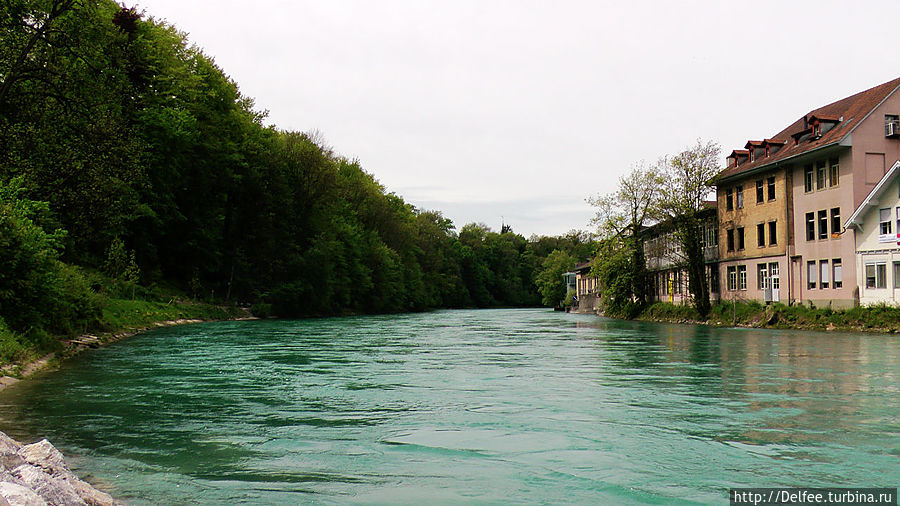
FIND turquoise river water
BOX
[0,309,897,504]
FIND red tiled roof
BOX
[717,76,900,182]
[808,114,840,123]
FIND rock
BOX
[10,464,85,506]
[67,478,116,506]
[0,482,47,506]
[826,322,836,331]
[17,442,68,477]
[0,434,24,472]
[0,433,119,506]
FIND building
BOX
[845,160,900,305]
[643,205,720,305]
[571,262,599,313]
[716,76,900,307]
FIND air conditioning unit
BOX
[886,121,900,137]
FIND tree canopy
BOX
[0,0,593,346]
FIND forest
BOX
[0,0,595,361]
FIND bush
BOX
[0,178,100,339]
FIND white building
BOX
[845,160,900,305]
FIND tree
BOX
[104,237,140,299]
[657,139,721,317]
[534,249,575,307]
[588,163,661,313]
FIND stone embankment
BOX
[0,431,119,506]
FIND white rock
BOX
[66,478,117,506]
[11,464,85,506]
[0,481,47,506]
[0,482,47,506]
[17,442,68,477]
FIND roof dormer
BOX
[806,114,841,139]
[729,149,749,167]
[792,127,813,145]
[763,138,786,157]
[744,141,764,162]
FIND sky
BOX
[134,0,900,237]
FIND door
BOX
[770,262,780,302]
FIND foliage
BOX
[534,249,576,307]
[656,139,721,317]
[588,164,660,313]
[0,0,602,365]
[591,237,643,318]
[640,302,701,322]
[0,177,100,337]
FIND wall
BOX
[790,147,857,307]
[851,88,900,206]
[852,175,900,305]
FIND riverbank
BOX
[0,298,251,392]
[636,300,900,333]
[0,430,119,505]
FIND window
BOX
[820,259,829,289]
[818,210,828,239]
[727,228,735,252]
[758,263,768,290]
[726,188,733,211]
[866,262,887,289]
[727,266,737,291]
[705,226,718,248]
[807,261,817,289]
[830,208,840,238]
[886,114,900,135]
[816,161,826,190]
[894,262,900,289]
[896,208,900,238]
[738,265,747,290]
[768,221,777,245]
[757,223,765,247]
[833,259,842,289]
[865,263,876,288]
[737,227,745,250]
[880,208,892,235]
[804,166,814,192]
[767,176,776,200]
[709,268,719,294]
[770,263,780,291]
[756,180,764,203]
[806,212,815,241]
[736,185,744,209]
[829,159,839,187]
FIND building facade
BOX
[716,76,900,307]
[571,262,599,313]
[845,161,900,305]
[644,206,719,305]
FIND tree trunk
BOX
[677,213,710,318]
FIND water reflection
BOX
[583,318,899,454]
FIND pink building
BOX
[716,77,900,308]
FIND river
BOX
[0,309,897,504]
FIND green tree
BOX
[657,139,721,317]
[588,164,661,313]
[0,177,98,336]
[535,249,576,307]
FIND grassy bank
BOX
[637,300,900,333]
[0,268,245,371]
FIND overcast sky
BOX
[135,0,900,237]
